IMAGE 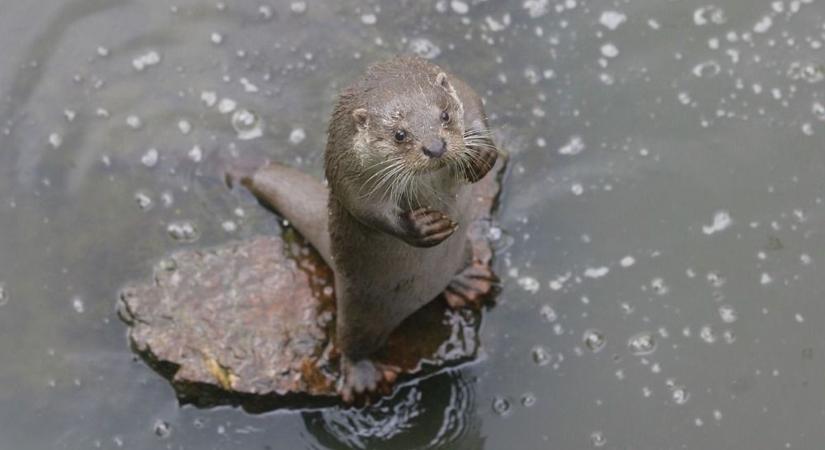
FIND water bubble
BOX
[571,183,584,196]
[693,5,727,26]
[177,120,192,135]
[650,277,669,295]
[188,145,203,163]
[408,38,441,60]
[160,191,174,208]
[200,91,218,107]
[222,221,237,233]
[532,345,552,366]
[523,0,549,18]
[811,102,825,121]
[718,305,738,323]
[132,50,161,71]
[670,384,690,404]
[360,13,377,25]
[141,148,159,168]
[753,15,773,33]
[599,11,626,30]
[167,221,200,243]
[492,396,512,416]
[692,60,721,78]
[620,256,635,267]
[135,191,153,211]
[126,115,143,129]
[583,329,606,353]
[288,127,306,145]
[788,62,825,83]
[450,0,469,14]
[600,43,619,58]
[290,1,307,14]
[71,297,85,314]
[590,431,606,447]
[258,5,273,19]
[558,135,585,155]
[539,304,557,322]
[706,271,725,287]
[518,276,540,293]
[153,420,172,438]
[700,325,717,343]
[584,266,609,278]
[521,392,537,407]
[218,98,237,114]
[628,332,657,355]
[702,210,732,235]
[231,109,263,140]
[48,132,62,149]
[210,32,223,45]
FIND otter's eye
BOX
[394,129,407,142]
[441,110,450,123]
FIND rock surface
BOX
[119,161,503,410]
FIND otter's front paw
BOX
[464,144,498,183]
[400,207,459,248]
[444,261,499,309]
[338,357,399,406]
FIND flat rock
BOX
[119,161,503,410]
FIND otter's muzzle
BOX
[421,137,446,158]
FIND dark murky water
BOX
[3,0,825,448]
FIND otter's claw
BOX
[464,144,498,183]
[338,358,400,406]
[444,261,499,309]
[400,207,458,248]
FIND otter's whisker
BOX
[360,160,405,198]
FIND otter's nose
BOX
[422,137,446,158]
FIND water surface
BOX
[2,0,825,448]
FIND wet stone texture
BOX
[118,161,503,410]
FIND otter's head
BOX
[351,71,466,178]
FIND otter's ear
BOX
[435,72,455,94]
[352,108,369,129]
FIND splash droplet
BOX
[153,420,172,438]
[141,148,159,168]
[532,345,552,366]
[492,396,512,416]
[231,109,263,140]
[628,332,656,355]
[590,431,606,447]
[288,127,306,145]
[583,329,606,352]
[167,221,200,242]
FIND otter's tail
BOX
[241,163,333,267]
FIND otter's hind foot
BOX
[338,357,400,406]
[444,262,499,309]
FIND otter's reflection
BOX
[302,369,482,449]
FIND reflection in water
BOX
[303,370,481,450]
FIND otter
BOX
[233,55,499,403]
